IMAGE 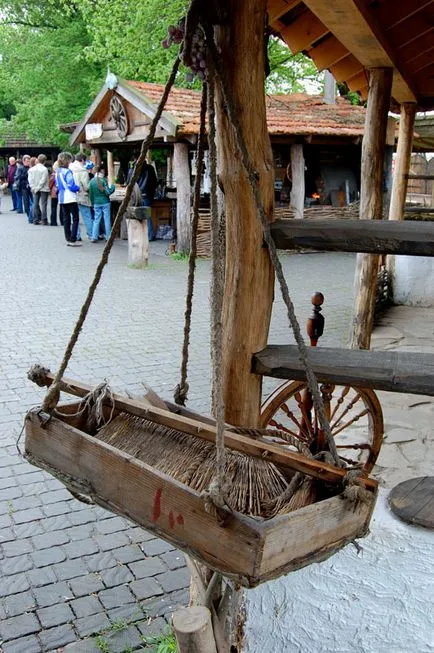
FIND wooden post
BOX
[173,606,217,653]
[389,103,417,221]
[290,143,305,218]
[173,141,191,255]
[350,68,393,350]
[106,150,115,186]
[126,213,149,268]
[215,0,275,426]
[90,147,101,169]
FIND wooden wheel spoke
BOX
[329,386,351,421]
[331,408,369,437]
[330,392,363,430]
[279,401,311,439]
[293,391,314,439]
[268,418,308,442]
[338,455,364,466]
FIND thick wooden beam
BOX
[303,0,416,103]
[215,0,275,427]
[252,345,434,396]
[350,68,393,351]
[330,54,364,83]
[267,0,300,23]
[280,9,329,54]
[290,143,305,219]
[347,70,369,92]
[270,218,434,256]
[389,103,417,222]
[173,142,192,255]
[309,35,349,71]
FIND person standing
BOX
[55,151,81,246]
[48,162,59,226]
[88,166,115,242]
[29,154,50,225]
[7,157,18,211]
[127,160,157,241]
[70,153,93,239]
[14,156,33,221]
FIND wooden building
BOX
[66,77,393,247]
[0,130,59,175]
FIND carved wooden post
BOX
[389,103,417,221]
[350,68,393,350]
[215,0,275,426]
[174,141,192,255]
[106,150,115,186]
[290,143,305,218]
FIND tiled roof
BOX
[128,81,367,137]
[0,132,56,149]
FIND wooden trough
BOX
[25,382,377,588]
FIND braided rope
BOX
[41,56,180,415]
[174,82,208,406]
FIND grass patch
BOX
[143,630,177,653]
[169,252,188,262]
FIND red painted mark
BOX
[152,488,162,522]
[176,514,184,526]
[169,510,175,529]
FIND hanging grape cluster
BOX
[162,18,207,82]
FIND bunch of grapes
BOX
[162,18,207,82]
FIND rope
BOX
[207,62,228,507]
[174,82,208,406]
[202,24,341,468]
[40,56,180,415]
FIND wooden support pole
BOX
[215,0,275,426]
[126,216,149,268]
[173,141,192,255]
[389,103,417,221]
[350,68,393,350]
[106,150,115,186]
[290,143,305,218]
[173,606,218,653]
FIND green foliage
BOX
[170,251,188,261]
[77,0,188,83]
[143,630,178,653]
[266,37,323,94]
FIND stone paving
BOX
[4,195,431,652]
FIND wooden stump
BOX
[173,606,217,653]
[126,217,148,268]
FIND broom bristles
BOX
[97,412,317,519]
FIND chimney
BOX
[324,70,336,104]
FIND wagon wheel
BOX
[110,95,129,140]
[260,380,384,473]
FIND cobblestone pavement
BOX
[0,198,356,652]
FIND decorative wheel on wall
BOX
[110,95,129,140]
[260,380,384,473]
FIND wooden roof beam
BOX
[302,0,416,104]
[330,54,364,83]
[267,0,301,23]
[308,35,349,71]
[280,9,329,54]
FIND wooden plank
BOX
[351,68,393,350]
[330,54,364,83]
[259,488,376,578]
[25,413,262,582]
[32,371,377,489]
[406,174,434,180]
[309,35,350,71]
[252,345,434,396]
[267,0,300,23]
[280,9,329,54]
[347,70,369,92]
[270,218,434,255]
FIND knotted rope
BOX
[39,56,180,416]
[174,81,208,406]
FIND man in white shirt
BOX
[29,154,50,225]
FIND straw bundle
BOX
[97,412,317,518]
